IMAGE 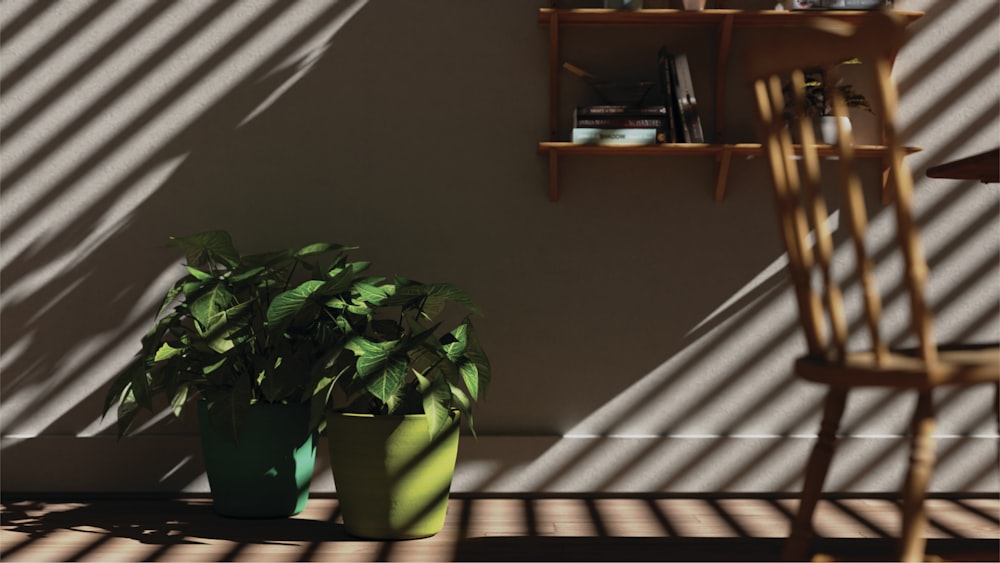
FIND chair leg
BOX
[899,389,936,562]
[993,382,999,432]
[783,387,848,561]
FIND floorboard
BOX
[2,496,997,562]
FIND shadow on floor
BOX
[451,536,1000,562]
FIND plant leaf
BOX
[393,281,482,316]
[294,242,353,257]
[267,280,324,326]
[129,361,153,411]
[190,283,234,333]
[353,281,389,306]
[416,370,451,438]
[458,360,480,401]
[170,382,190,418]
[462,321,491,397]
[104,357,141,416]
[169,230,240,268]
[449,383,476,437]
[116,386,140,439]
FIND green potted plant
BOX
[268,272,491,539]
[783,59,873,144]
[103,230,356,517]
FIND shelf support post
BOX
[715,146,733,202]
[549,149,560,202]
[548,10,560,142]
[715,14,735,144]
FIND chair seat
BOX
[795,344,1000,389]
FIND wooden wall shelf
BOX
[538,8,924,202]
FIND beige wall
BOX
[2,0,997,493]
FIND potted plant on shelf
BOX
[103,230,357,518]
[268,272,491,539]
[784,60,873,144]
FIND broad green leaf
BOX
[130,362,153,410]
[345,336,397,372]
[229,266,265,283]
[346,304,371,315]
[392,282,482,316]
[184,265,214,281]
[190,283,233,333]
[116,386,140,439]
[169,230,240,268]
[202,357,227,375]
[349,261,371,275]
[363,355,407,406]
[449,384,476,437]
[442,324,468,362]
[198,301,250,354]
[154,342,183,362]
[103,358,140,416]
[353,282,389,305]
[267,280,324,326]
[170,382,190,418]
[459,360,480,401]
[294,242,352,257]
[416,370,452,439]
[181,280,204,297]
[462,321,491,396]
[309,380,336,433]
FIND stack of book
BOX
[571,105,670,145]
[569,48,705,146]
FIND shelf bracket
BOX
[549,149,560,202]
[548,10,560,142]
[715,14,735,144]
[715,146,733,202]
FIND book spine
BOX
[666,52,687,143]
[657,47,679,143]
[575,117,669,128]
[575,105,668,117]
[571,128,660,145]
[792,0,890,9]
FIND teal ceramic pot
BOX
[326,411,460,539]
[198,401,316,518]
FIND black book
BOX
[657,47,682,143]
[575,105,668,117]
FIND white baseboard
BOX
[2,434,996,494]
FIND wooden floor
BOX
[2,495,998,562]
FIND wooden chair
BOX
[744,11,1000,562]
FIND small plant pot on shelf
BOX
[817,115,851,145]
[682,0,707,10]
[326,411,460,539]
[199,401,317,518]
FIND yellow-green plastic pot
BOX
[326,411,459,539]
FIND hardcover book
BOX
[657,47,681,143]
[574,116,669,129]
[575,105,668,117]
[792,0,891,9]
[571,128,662,145]
[672,52,705,143]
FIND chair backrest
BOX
[745,11,937,367]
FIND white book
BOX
[571,128,660,145]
